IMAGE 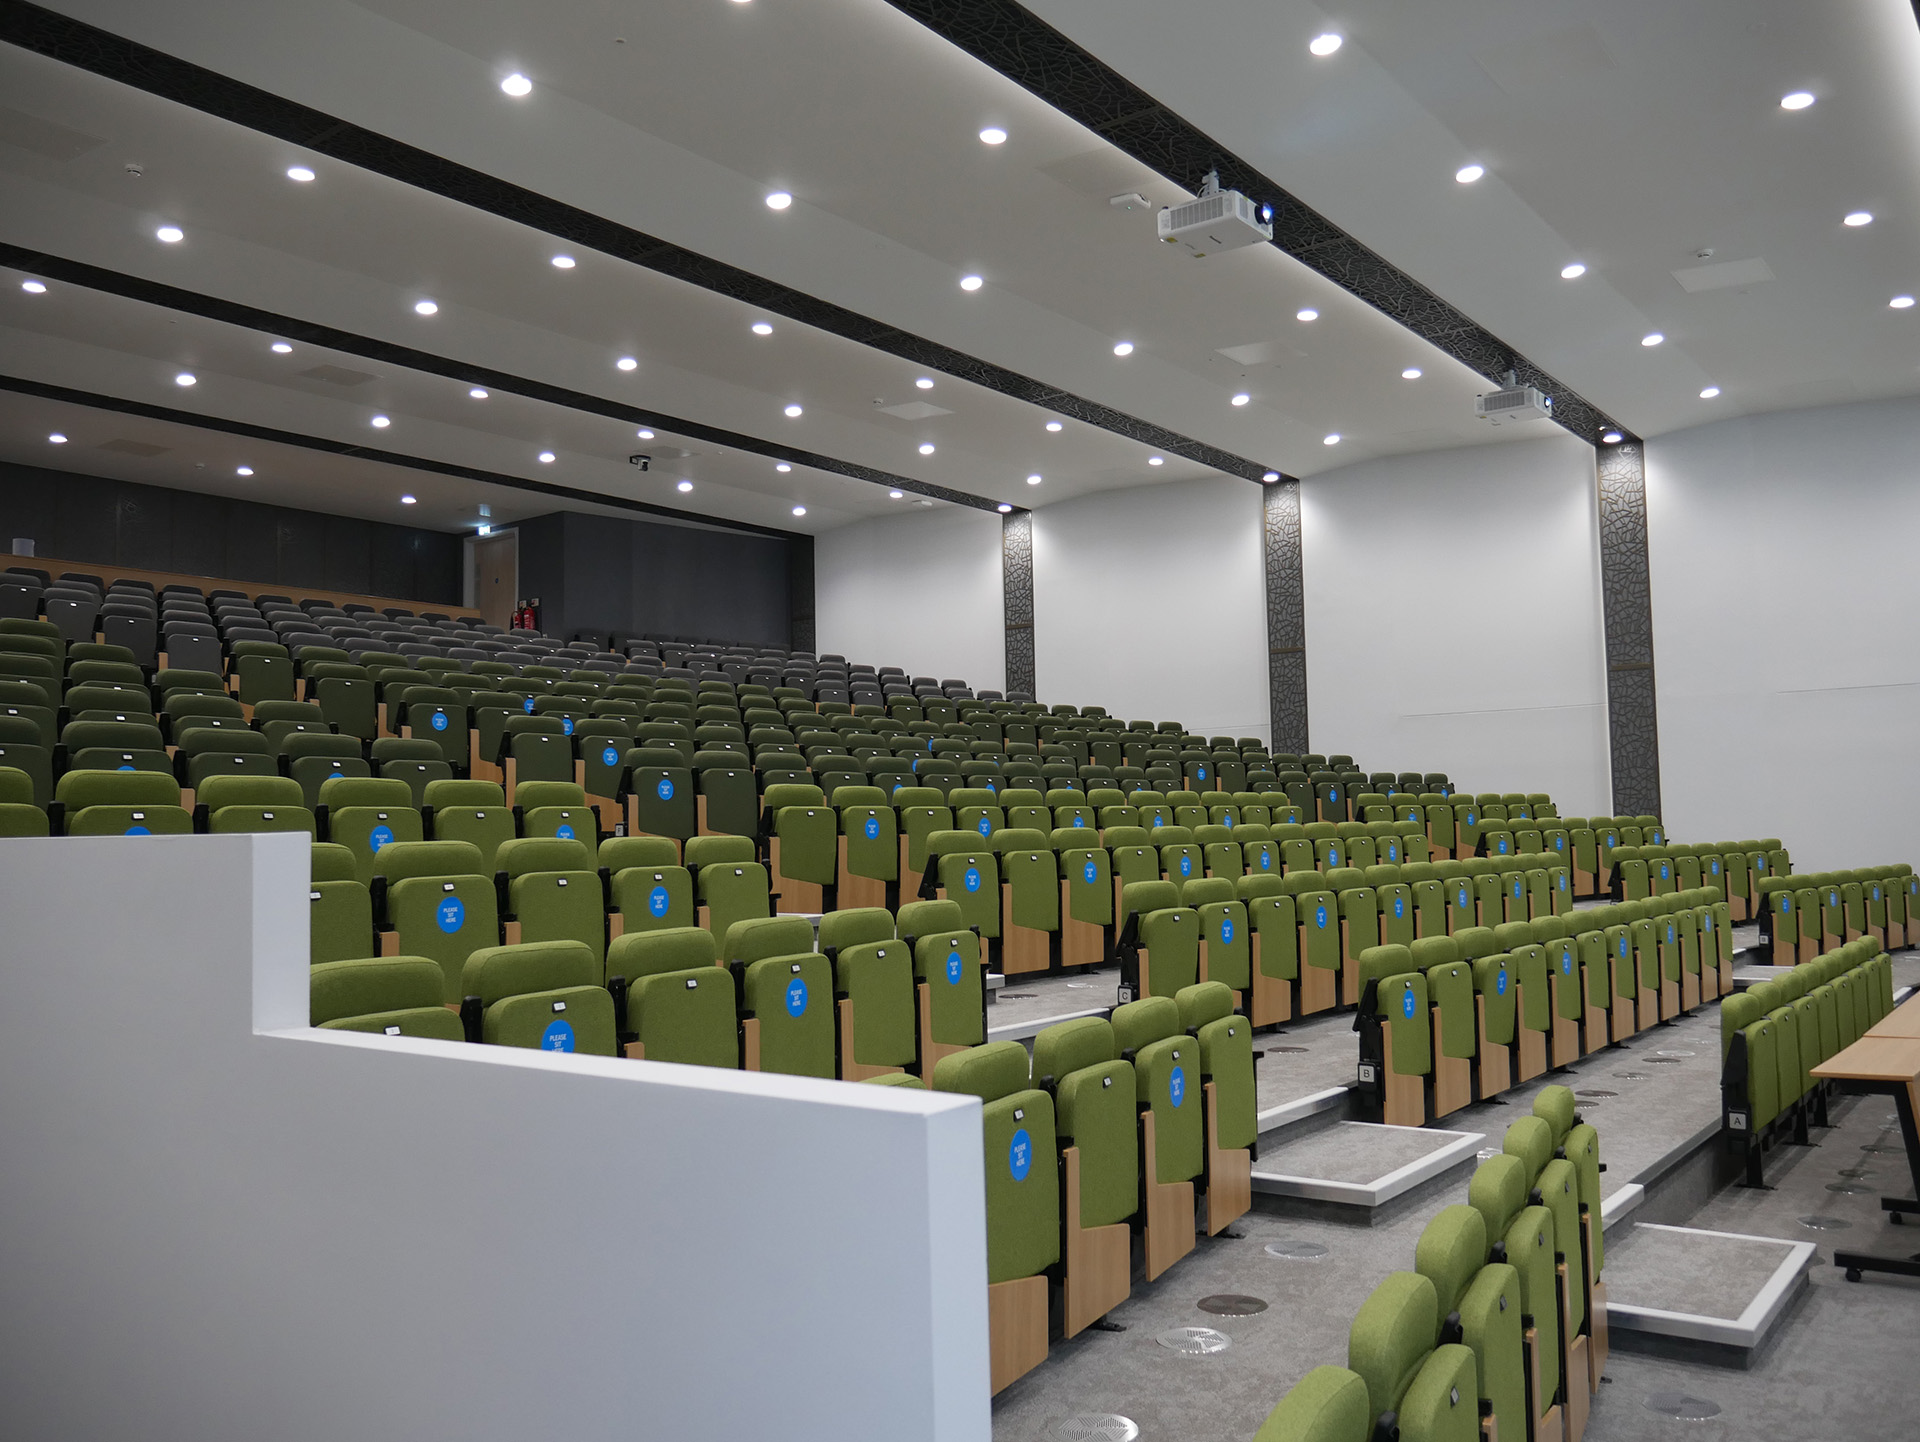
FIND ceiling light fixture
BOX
[477,524,491,536]
[915,377,934,389]
[236,465,254,476]
[1779,91,1814,110]
[979,127,1007,145]
[1699,386,1721,399]
[996,503,1013,513]
[959,274,984,291]
[1401,367,1422,380]
[918,443,936,455]
[1026,474,1042,485]
[1147,456,1164,466]
[286,165,315,183]
[370,414,391,428]
[1844,211,1873,228]
[1296,308,1318,322]
[500,74,533,97]
[1231,392,1251,406]
[636,428,654,439]
[21,279,47,293]
[538,451,556,463]
[616,356,638,371]
[1601,430,1623,444]
[1262,471,1280,483]
[400,494,417,504]
[174,372,196,387]
[791,505,807,517]
[1309,33,1343,56]
[155,225,184,243]
[888,489,905,499]
[47,432,66,444]
[271,342,293,354]
[413,299,439,316]
[551,254,576,268]
[751,321,774,335]
[776,463,792,473]
[677,480,693,493]
[1323,433,1341,445]
[1561,262,1587,279]
[783,404,803,417]
[1455,164,1485,184]
[1641,332,1664,346]
[468,387,488,399]
[1891,295,1915,309]
[765,191,793,210]
[1045,420,1063,432]
[1112,341,1135,356]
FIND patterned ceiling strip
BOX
[884,0,1636,448]
[0,371,803,541]
[0,0,1279,487]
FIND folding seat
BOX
[814,909,914,1080]
[1276,868,1341,1014]
[1625,902,1664,1026]
[373,839,499,1001]
[199,774,314,835]
[1352,943,1431,1125]
[622,744,695,848]
[996,827,1059,976]
[1506,1115,1590,1428]
[225,640,294,708]
[393,685,469,770]
[601,927,736,1065]
[716,915,834,1078]
[457,940,615,1054]
[317,775,422,883]
[0,677,58,748]
[496,834,604,968]
[1369,865,1414,948]
[1411,935,1476,1119]
[1029,1017,1136,1334]
[1344,1274,1482,1442]
[923,830,1001,943]
[949,784,1003,843]
[1460,859,1501,931]
[1757,880,1797,965]
[827,785,897,911]
[752,781,829,911]
[1401,861,1445,939]
[513,778,600,859]
[1116,879,1199,1000]
[1302,819,1341,869]
[305,663,378,741]
[1411,1206,1528,1442]
[1054,829,1112,970]
[1529,915,1585,1066]
[310,955,464,1040]
[1175,875,1247,1001]
[54,769,192,835]
[1467,1154,1563,1440]
[366,736,450,809]
[683,834,770,939]
[1176,980,1254,1234]
[0,762,48,835]
[898,898,986,1067]
[1322,865,1381,1006]
[1106,995,1203,1280]
[891,785,952,899]
[1154,824,1203,887]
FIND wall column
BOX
[1263,479,1307,751]
[1596,440,1663,816]
[1002,510,1034,700]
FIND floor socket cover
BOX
[1054,1416,1139,1442]
[1197,1294,1268,1316]
[1156,1326,1232,1354]
[1265,1240,1329,1260]
[1644,1392,1721,1420]
[1799,1215,1852,1230]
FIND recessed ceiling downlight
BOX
[1780,91,1814,110]
[791,505,806,517]
[677,480,693,493]
[1844,212,1873,228]
[286,166,315,183]
[959,274,984,291]
[469,387,488,399]
[1231,393,1251,406]
[918,443,936,455]
[370,415,391,428]
[1112,341,1135,356]
[997,503,1013,513]
[174,372,196,387]
[271,342,293,354]
[765,191,792,210]
[751,322,774,335]
[775,463,792,473]
[155,225,184,243]
[1323,433,1341,445]
[1045,420,1062,432]
[20,279,46,293]
[1401,367,1422,380]
[1561,262,1587,279]
[1602,430,1623,444]
[915,377,935,389]
[1641,332,1664,346]
[47,432,66,444]
[783,404,803,417]
[1891,295,1915,309]
[1455,164,1485,184]
[1309,33,1343,57]
[538,451,556,464]
[413,299,439,316]
[979,127,1007,145]
[1699,386,1721,399]
[550,254,576,268]
[616,356,638,371]
[500,73,533,97]
[236,466,254,476]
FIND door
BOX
[473,531,517,630]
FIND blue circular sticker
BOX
[1221,918,1234,945]
[369,824,394,852]
[1259,852,1272,870]
[430,711,448,732]
[1874,887,1881,900]
[964,867,980,893]
[437,896,465,933]
[1008,1128,1033,1181]
[1661,864,1670,879]
[656,777,674,801]
[1496,969,1508,996]
[1402,989,1417,1019]
[1783,897,1792,911]
[1388,843,1399,861]
[1756,856,1767,870]
[864,816,880,840]
[1169,1066,1186,1108]
[1179,855,1192,877]
[648,886,670,918]
[977,817,991,836]
[523,697,536,713]
[562,717,574,735]
[1084,860,1098,884]
[1197,766,1207,781]
[1562,953,1573,975]
[1393,896,1404,918]
[1223,814,1234,829]
[1556,836,1565,851]
[1329,787,1338,801]
[117,764,134,771]
[1712,861,1721,874]
[1498,839,1510,855]
[540,1019,575,1051]
[1703,914,1713,931]
[1467,812,1476,825]
[1559,876,1568,891]
[1618,938,1629,957]
[1329,847,1340,866]
[945,949,963,984]
[1315,903,1328,928]
[1459,887,1469,906]
[603,746,620,767]
[556,824,575,840]
[785,977,808,1017]
[1512,881,1522,898]
[1072,815,1086,828]
[125,825,152,836]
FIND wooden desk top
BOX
[1865,996,1920,1040]
[1811,1034,1920,1083]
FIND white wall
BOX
[0,833,989,1442]
[816,506,1005,693]
[1032,476,1269,739]
[1301,433,1612,812]
[1647,398,1920,868]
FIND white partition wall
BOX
[1032,476,1268,738]
[1301,433,1611,811]
[1647,398,1920,868]
[0,833,989,1442]
[816,505,1006,692]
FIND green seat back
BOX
[310,956,463,1041]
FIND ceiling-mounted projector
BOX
[1474,385,1554,424]
[1157,170,1273,258]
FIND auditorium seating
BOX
[1255,1086,1606,1442]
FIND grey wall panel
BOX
[275,509,329,592]
[170,488,225,578]
[1001,511,1033,699]
[1596,440,1662,817]
[1263,478,1307,753]
[55,470,116,562]
[114,485,172,571]
[323,514,371,595]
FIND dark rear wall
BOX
[518,510,809,651]
[0,461,461,602]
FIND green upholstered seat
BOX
[605,926,737,1068]
[1179,981,1256,1151]
[461,940,615,1055]
[932,1042,1060,1286]
[1033,1017,1136,1231]
[310,955,463,1040]
[1112,995,1201,1186]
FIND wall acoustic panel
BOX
[1264,478,1307,753]
[1302,434,1611,813]
[1002,510,1034,699]
[1597,440,1662,818]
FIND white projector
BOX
[1474,385,1554,424]
[1157,189,1273,258]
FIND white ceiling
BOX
[11,0,1910,546]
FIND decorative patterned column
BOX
[1596,441,1663,816]
[1002,510,1035,700]
[1263,479,1308,752]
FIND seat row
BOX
[1719,939,1897,1186]
[1354,889,1732,1128]
[1756,867,1917,964]
[1256,1090,1606,1442]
